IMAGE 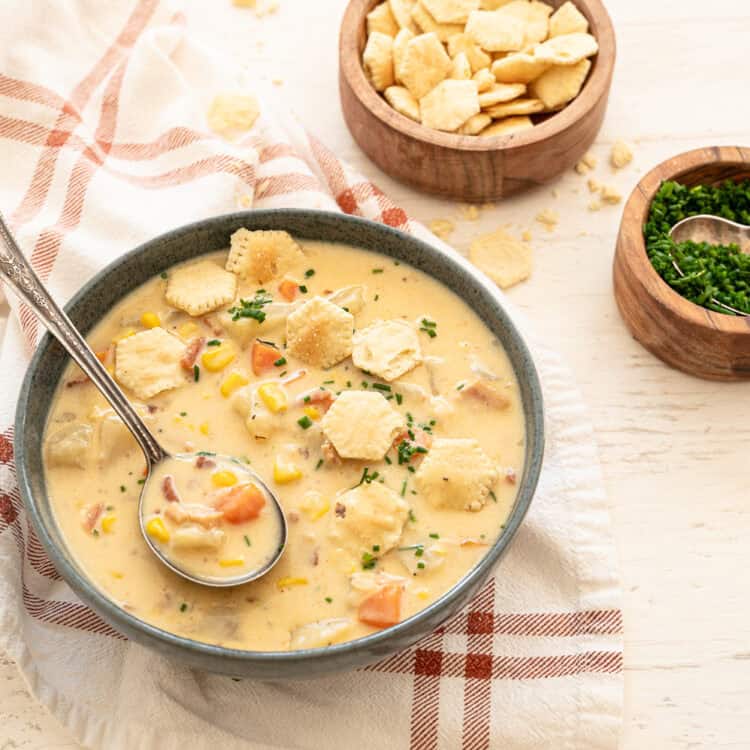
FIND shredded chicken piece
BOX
[164,503,223,528]
[462,378,511,409]
[195,455,216,469]
[81,502,103,532]
[161,475,182,503]
[322,439,342,465]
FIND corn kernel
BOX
[145,517,169,543]
[101,515,116,534]
[140,312,161,329]
[219,557,245,567]
[212,470,238,488]
[233,0,256,6]
[110,571,124,579]
[276,576,308,589]
[112,328,136,344]
[258,383,288,413]
[178,322,200,339]
[300,492,330,521]
[416,589,430,600]
[303,405,321,421]
[220,371,249,398]
[199,422,210,436]
[273,457,302,484]
[202,342,237,372]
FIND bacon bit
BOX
[164,503,223,528]
[195,455,216,469]
[297,388,335,412]
[288,510,300,523]
[505,468,516,485]
[161,475,181,503]
[311,548,320,566]
[81,503,103,532]
[181,337,206,371]
[65,375,90,388]
[334,502,346,518]
[322,439,342,465]
[322,289,333,295]
[146,404,159,414]
[462,379,511,409]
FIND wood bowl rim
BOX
[339,0,616,153]
[618,145,750,335]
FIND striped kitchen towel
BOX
[0,2,623,748]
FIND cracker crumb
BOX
[574,151,597,175]
[233,0,256,6]
[459,204,480,221]
[429,219,456,239]
[588,198,601,211]
[601,184,622,204]
[469,228,532,289]
[535,208,559,232]
[587,178,601,193]
[610,140,633,169]
[255,0,278,16]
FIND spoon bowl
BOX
[0,212,287,587]
[670,214,750,254]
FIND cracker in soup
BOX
[165,260,237,317]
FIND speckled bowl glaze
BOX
[15,210,544,679]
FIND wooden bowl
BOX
[339,0,616,202]
[613,146,750,381]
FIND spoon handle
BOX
[0,212,166,466]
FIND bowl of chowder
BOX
[16,210,544,679]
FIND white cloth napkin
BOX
[0,2,623,748]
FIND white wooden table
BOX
[2,0,750,747]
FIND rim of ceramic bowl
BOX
[15,209,544,669]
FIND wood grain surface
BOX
[339,0,616,201]
[2,1,750,749]
[614,146,750,380]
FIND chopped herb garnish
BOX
[180,602,188,612]
[160,271,168,279]
[407,465,415,473]
[279,371,287,377]
[489,490,498,503]
[305,268,315,278]
[244,535,251,547]
[401,479,408,497]
[355,467,379,487]
[414,547,424,557]
[228,290,273,323]
[92,529,99,537]
[420,318,437,337]
[196,451,216,456]
[372,544,380,552]
[119,485,126,493]
[398,544,424,552]
[179,411,187,417]
[456,383,465,391]
[372,383,391,392]
[361,381,369,388]
[207,339,221,347]
[323,379,335,384]
[429,533,440,539]
[303,395,311,402]
[106,505,114,511]
[384,455,392,465]
[408,509,417,522]
[193,365,200,382]
[361,551,378,570]
[372,268,384,274]
[137,479,145,485]
[299,284,308,293]
[274,357,287,367]
[374,294,379,301]
[346,380,352,388]
[406,412,414,424]
[297,415,313,429]
[325,596,333,603]
[417,562,425,570]
[395,393,403,405]
[315,458,324,470]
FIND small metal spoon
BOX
[0,212,287,587]
[669,214,750,316]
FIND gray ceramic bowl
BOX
[15,210,544,679]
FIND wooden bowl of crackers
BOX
[614,146,750,381]
[339,0,616,202]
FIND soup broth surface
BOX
[43,236,524,651]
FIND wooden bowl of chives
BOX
[338,0,616,202]
[613,145,750,381]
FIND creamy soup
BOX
[43,230,524,651]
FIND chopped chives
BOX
[180,602,188,612]
[372,268,384,274]
[429,533,439,539]
[274,357,287,366]
[372,383,391,392]
[297,415,313,429]
[244,535,251,547]
[207,339,221,346]
[395,393,403,405]
[299,285,308,293]
[193,365,200,382]
[315,458,324,470]
[304,269,315,278]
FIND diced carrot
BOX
[95,349,110,364]
[214,483,266,524]
[252,340,280,375]
[278,279,299,302]
[358,584,402,628]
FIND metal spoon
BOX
[0,213,287,587]
[669,214,750,316]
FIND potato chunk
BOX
[352,320,422,381]
[414,438,498,511]
[286,296,354,369]
[290,618,353,650]
[46,423,92,468]
[321,391,405,461]
[330,482,409,555]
